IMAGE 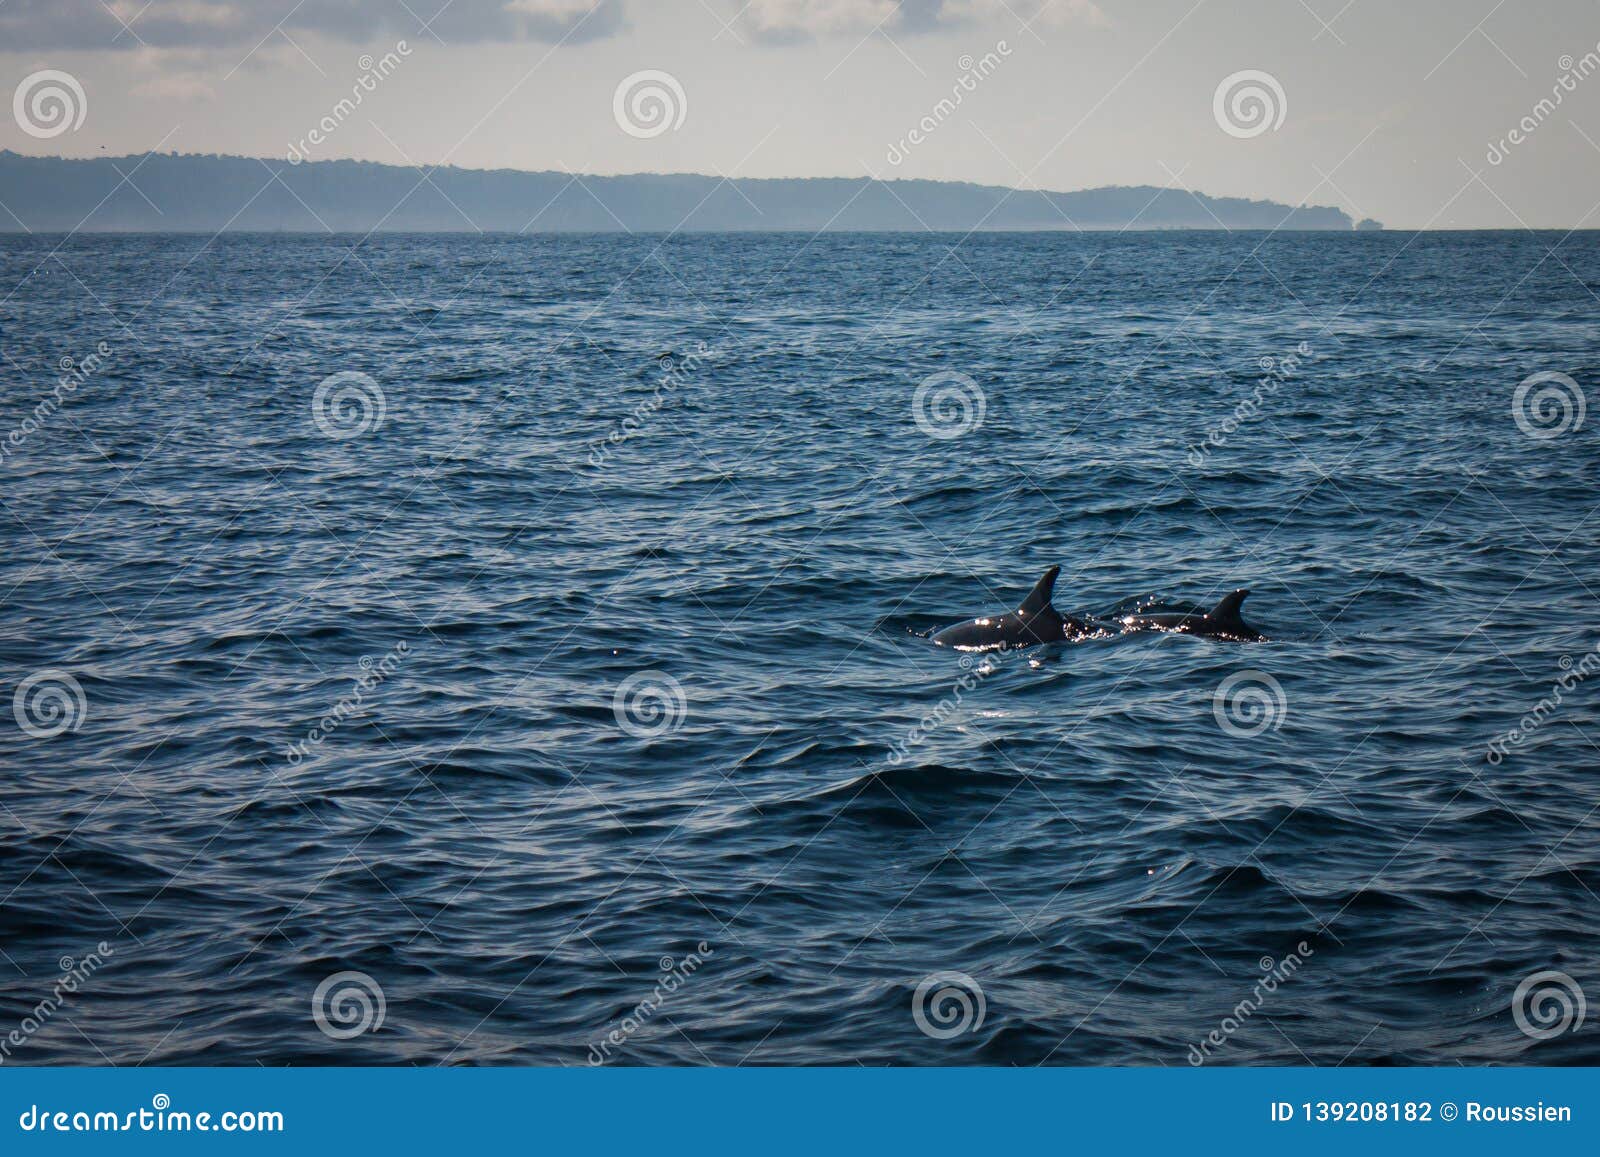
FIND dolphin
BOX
[1117,589,1264,642]
[931,566,1086,651]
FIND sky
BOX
[3,0,1600,228]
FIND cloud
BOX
[732,0,1108,42]
[0,0,625,50]
[942,0,1110,29]
[739,0,900,39]
[131,73,218,100]
[0,0,1108,53]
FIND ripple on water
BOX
[0,231,1597,1065]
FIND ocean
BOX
[0,230,1596,1065]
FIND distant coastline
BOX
[0,151,1366,233]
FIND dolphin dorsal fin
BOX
[1019,566,1061,615]
[1206,589,1250,630]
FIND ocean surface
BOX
[1,230,1597,1067]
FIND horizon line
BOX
[0,149,1349,210]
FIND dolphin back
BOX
[1205,589,1256,637]
[1018,566,1061,614]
